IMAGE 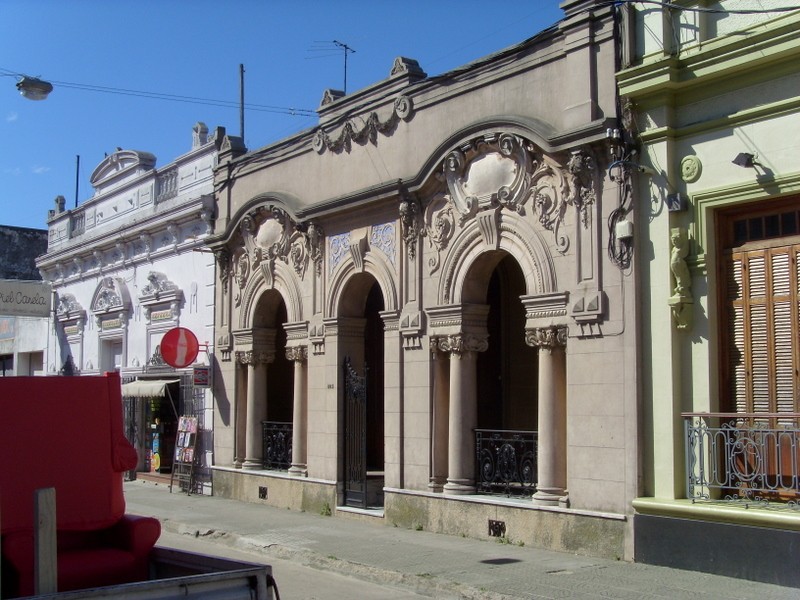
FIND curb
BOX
[158,518,515,600]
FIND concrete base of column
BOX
[288,464,308,477]
[444,479,475,495]
[241,459,262,470]
[428,477,446,493]
[533,487,566,506]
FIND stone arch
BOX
[238,259,303,329]
[439,211,556,305]
[327,252,398,318]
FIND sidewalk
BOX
[124,480,796,600]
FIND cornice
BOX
[618,12,800,101]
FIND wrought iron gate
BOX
[344,357,367,508]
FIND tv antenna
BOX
[307,40,356,94]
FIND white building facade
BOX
[36,123,224,493]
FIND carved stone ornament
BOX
[423,193,456,275]
[215,248,231,292]
[91,277,130,314]
[525,326,568,350]
[440,133,597,254]
[669,227,693,331]
[140,271,179,302]
[235,350,275,365]
[399,194,422,260]
[55,293,85,322]
[431,333,489,356]
[312,95,414,154]
[235,205,308,296]
[285,346,308,362]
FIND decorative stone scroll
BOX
[312,95,414,154]
[231,205,315,306]
[435,132,598,255]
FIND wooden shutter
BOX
[723,244,800,415]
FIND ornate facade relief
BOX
[436,132,598,255]
[312,95,415,154]
[431,333,489,356]
[399,194,422,260]
[138,272,183,324]
[231,204,313,307]
[525,325,568,350]
[423,193,456,275]
[369,223,396,267]
[668,227,693,331]
[56,293,85,323]
[92,277,129,314]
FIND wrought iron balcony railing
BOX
[475,429,537,497]
[684,412,800,508]
[262,421,292,471]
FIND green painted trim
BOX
[638,97,800,145]
[633,497,800,531]
[690,171,800,267]
[618,12,800,101]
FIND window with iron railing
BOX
[475,429,537,498]
[685,412,800,507]
[262,421,292,471]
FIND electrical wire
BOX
[597,0,800,14]
[0,67,315,117]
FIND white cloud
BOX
[6,112,18,122]
[3,167,22,176]
[31,166,50,175]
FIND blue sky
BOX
[0,1,564,230]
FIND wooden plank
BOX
[34,487,58,595]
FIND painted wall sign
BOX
[0,280,51,318]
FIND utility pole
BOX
[239,64,245,142]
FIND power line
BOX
[0,67,316,117]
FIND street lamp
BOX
[16,75,53,100]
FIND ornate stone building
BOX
[36,123,223,492]
[208,0,639,558]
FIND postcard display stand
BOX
[170,416,197,495]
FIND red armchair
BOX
[0,372,161,597]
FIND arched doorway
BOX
[243,289,293,470]
[340,274,385,508]
[474,252,538,496]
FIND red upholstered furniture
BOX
[0,372,161,597]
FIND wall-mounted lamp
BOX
[732,152,757,168]
[15,76,53,100]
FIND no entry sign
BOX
[160,327,200,368]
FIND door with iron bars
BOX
[344,357,367,508]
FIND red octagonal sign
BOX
[160,327,200,368]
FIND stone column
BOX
[287,346,309,477]
[526,326,568,506]
[440,333,488,495]
[428,339,450,492]
[237,348,274,470]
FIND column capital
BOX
[525,326,567,350]
[431,333,489,356]
[235,350,275,365]
[285,345,308,363]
